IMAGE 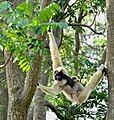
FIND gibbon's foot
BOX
[98,64,108,75]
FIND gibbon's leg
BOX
[38,82,63,96]
[48,31,63,70]
[78,64,106,104]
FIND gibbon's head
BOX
[54,67,68,81]
[72,76,79,82]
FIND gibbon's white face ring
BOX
[54,67,68,75]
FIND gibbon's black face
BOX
[54,70,75,88]
[54,70,66,81]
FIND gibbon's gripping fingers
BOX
[48,31,63,70]
[97,64,108,75]
[78,64,106,104]
[38,82,62,96]
[37,82,39,86]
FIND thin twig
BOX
[58,2,76,21]
[61,0,70,12]
[82,36,100,50]
[89,12,97,27]
[68,23,105,36]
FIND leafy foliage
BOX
[0,1,12,14]
[0,1,68,72]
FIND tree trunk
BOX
[33,70,48,120]
[73,28,80,75]
[0,51,8,120]
[33,1,51,119]
[106,0,114,119]
[4,51,25,120]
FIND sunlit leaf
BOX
[23,64,30,72]
[16,1,33,17]
[37,3,60,22]
[20,61,28,68]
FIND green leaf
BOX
[59,22,68,29]
[23,64,30,72]
[16,1,33,17]
[40,22,68,30]
[17,18,29,27]
[19,58,26,65]
[35,26,42,35]
[20,61,28,68]
[0,1,12,14]
[38,2,60,22]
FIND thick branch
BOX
[22,53,42,112]
[44,100,64,120]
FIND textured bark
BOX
[5,51,42,120]
[4,51,24,120]
[0,51,8,120]
[27,106,34,120]
[73,10,85,75]
[53,28,63,47]
[40,0,51,10]
[33,69,48,120]
[106,0,114,119]
[0,76,8,120]
[73,28,80,75]
[100,49,106,64]
[22,54,42,114]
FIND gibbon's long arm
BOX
[78,64,105,104]
[38,82,63,96]
[48,31,63,70]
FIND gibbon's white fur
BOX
[48,32,63,70]
[38,31,106,105]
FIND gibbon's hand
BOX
[37,82,39,86]
[97,64,108,76]
[103,67,108,76]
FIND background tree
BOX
[106,0,114,119]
